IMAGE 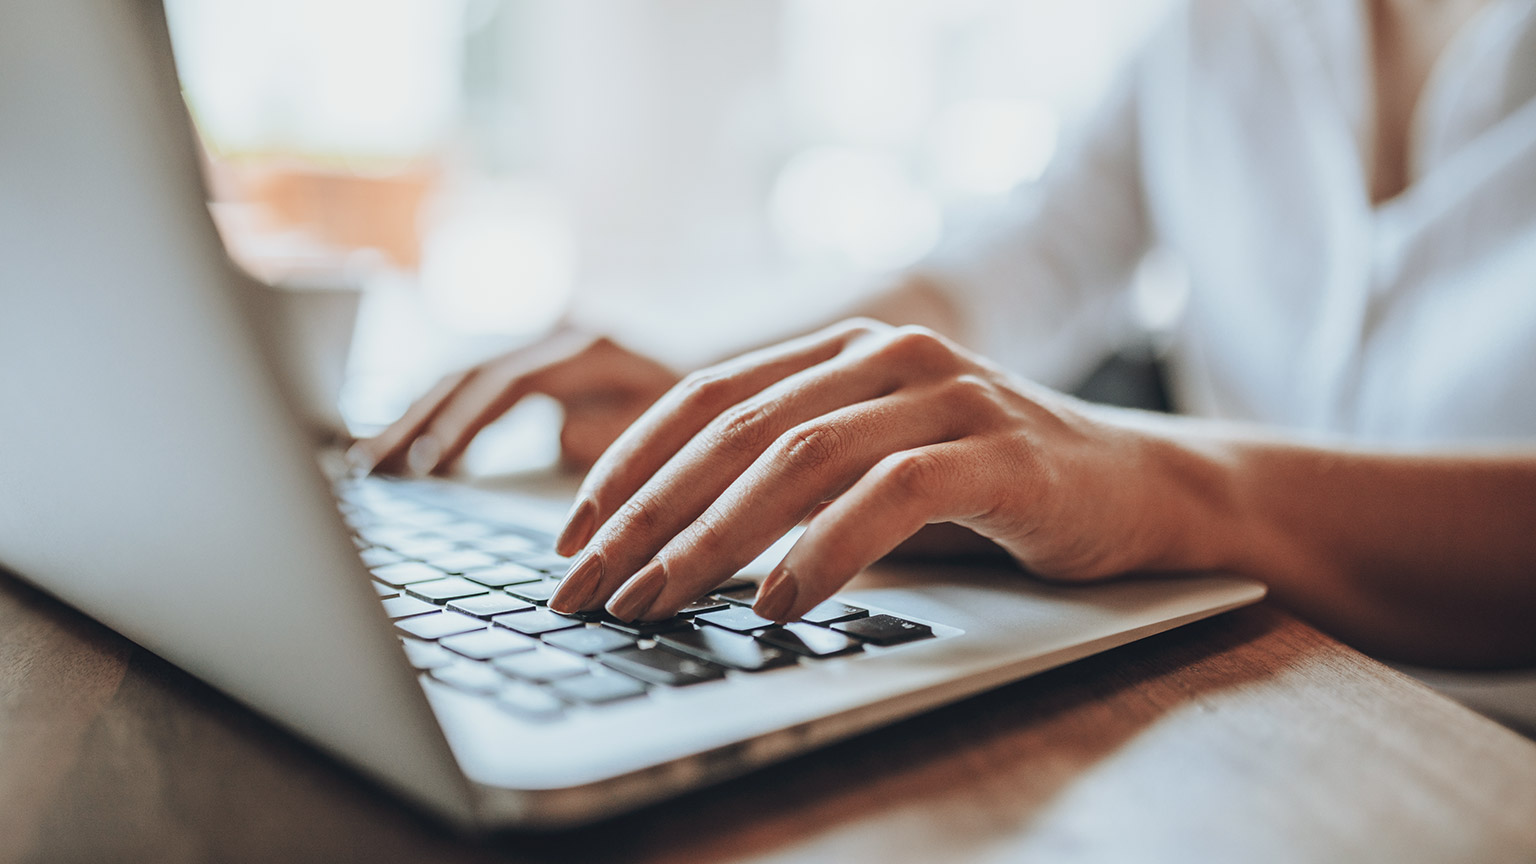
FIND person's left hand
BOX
[548,318,1205,622]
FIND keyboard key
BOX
[372,581,400,597]
[541,627,636,656]
[357,525,428,548]
[440,628,538,660]
[476,533,540,557]
[424,549,499,574]
[493,608,584,636]
[448,593,534,619]
[400,637,454,670]
[387,535,460,561]
[758,622,862,658]
[496,682,565,721]
[396,611,486,640]
[435,520,496,541]
[381,595,438,619]
[516,552,575,573]
[675,595,731,616]
[464,563,545,588]
[799,601,868,626]
[658,626,795,672]
[599,646,727,687]
[598,614,691,637]
[492,647,588,683]
[430,659,503,694]
[832,614,933,645]
[548,672,648,705]
[505,580,560,605]
[372,561,451,587]
[695,606,775,632]
[360,547,403,568]
[406,577,490,604]
[710,578,759,604]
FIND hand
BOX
[350,328,680,475]
[548,318,1204,622]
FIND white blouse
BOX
[923,0,1536,446]
[919,0,1536,730]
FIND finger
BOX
[754,440,1000,621]
[622,388,971,620]
[413,356,556,474]
[351,370,474,474]
[552,341,894,613]
[554,319,879,555]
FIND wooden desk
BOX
[2,571,1533,864]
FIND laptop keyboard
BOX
[335,476,940,724]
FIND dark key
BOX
[448,593,534,619]
[431,660,504,694]
[598,614,691,637]
[599,646,728,687]
[492,647,588,682]
[548,672,648,705]
[440,628,538,660]
[381,595,438,619]
[541,627,636,656]
[657,626,795,672]
[399,636,454,670]
[424,549,499,574]
[463,563,545,588]
[496,682,565,721]
[832,614,933,645]
[372,561,451,587]
[516,552,575,574]
[758,622,862,658]
[695,606,775,632]
[396,611,486,640]
[710,578,759,604]
[675,595,731,616]
[505,580,561,605]
[493,608,584,636]
[406,577,491,604]
[360,547,403,568]
[799,600,868,625]
[372,581,400,598]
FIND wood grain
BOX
[1,571,1532,864]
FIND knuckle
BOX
[877,449,947,496]
[677,369,735,411]
[679,512,730,557]
[613,498,663,537]
[838,316,884,339]
[709,402,777,455]
[879,326,955,369]
[774,422,847,478]
[943,373,1003,417]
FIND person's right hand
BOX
[348,327,680,476]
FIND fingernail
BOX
[548,551,603,613]
[344,442,377,476]
[555,498,596,557]
[753,565,799,623]
[607,560,667,621]
[406,435,441,476]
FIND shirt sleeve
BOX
[911,58,1153,390]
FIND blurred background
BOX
[164,0,1170,452]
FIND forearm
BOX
[1136,414,1536,668]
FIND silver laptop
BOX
[0,0,1265,830]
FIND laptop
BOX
[0,0,1266,830]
